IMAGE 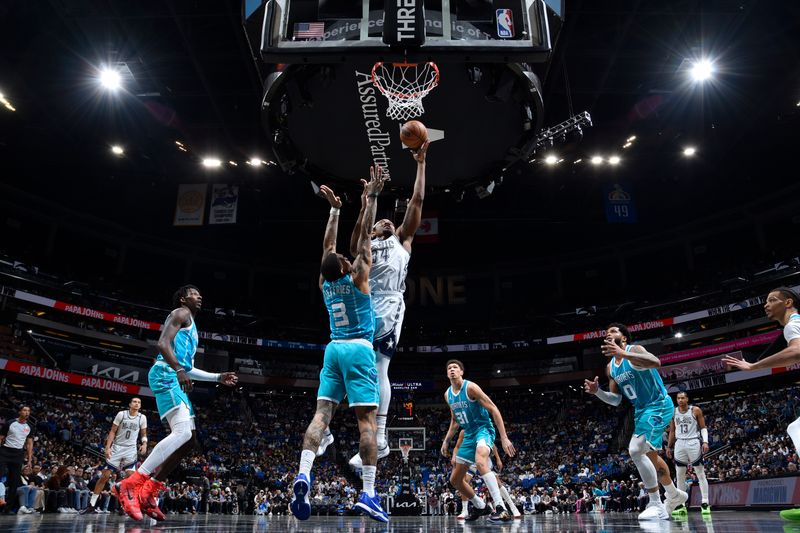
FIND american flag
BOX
[293,22,325,39]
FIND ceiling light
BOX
[496,369,501,374]
[544,154,559,165]
[228,161,238,166]
[110,145,124,156]
[573,158,582,164]
[690,59,714,82]
[675,332,683,338]
[608,155,621,165]
[626,135,636,142]
[177,146,188,152]
[590,156,603,165]
[248,157,265,166]
[175,140,184,147]
[202,158,222,168]
[623,142,632,149]
[99,68,122,90]
[0,92,15,112]
[683,146,697,157]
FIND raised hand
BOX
[319,185,342,208]
[722,355,753,371]
[583,376,600,394]
[411,140,429,164]
[601,338,624,358]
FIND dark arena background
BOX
[1,0,800,532]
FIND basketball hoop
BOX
[372,62,440,121]
[399,443,412,463]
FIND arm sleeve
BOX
[186,367,220,382]
[112,412,124,426]
[784,322,800,343]
[595,388,623,406]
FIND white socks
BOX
[481,471,504,508]
[362,465,377,497]
[649,491,662,504]
[500,485,519,515]
[299,450,315,477]
[376,415,388,448]
[663,481,678,497]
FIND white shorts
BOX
[106,446,138,472]
[674,439,703,467]
[373,293,405,357]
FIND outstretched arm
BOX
[723,339,800,370]
[396,141,429,249]
[468,382,516,457]
[352,170,388,291]
[583,367,623,406]
[349,178,369,257]
[318,185,343,289]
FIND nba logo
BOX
[496,9,514,38]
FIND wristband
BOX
[368,193,378,198]
[176,368,186,374]
[701,428,709,443]
[141,437,148,442]
[330,207,340,215]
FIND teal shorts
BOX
[317,340,379,407]
[456,426,496,464]
[149,363,196,420]
[633,398,674,450]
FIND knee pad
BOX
[628,434,650,458]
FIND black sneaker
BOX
[489,505,512,524]
[79,504,95,515]
[465,503,491,521]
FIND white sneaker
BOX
[316,432,334,457]
[638,501,669,521]
[665,489,689,514]
[457,509,469,520]
[18,506,28,514]
[58,508,69,514]
[348,442,390,467]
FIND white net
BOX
[371,62,440,121]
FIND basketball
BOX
[400,120,428,150]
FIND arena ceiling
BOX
[1,0,799,272]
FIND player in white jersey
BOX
[724,286,800,522]
[312,144,429,466]
[81,397,147,514]
[666,392,710,517]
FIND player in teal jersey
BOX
[290,170,390,523]
[117,285,238,521]
[724,287,800,522]
[441,359,516,524]
[584,323,687,521]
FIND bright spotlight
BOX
[99,68,122,90]
[683,146,697,157]
[626,135,636,142]
[110,145,124,156]
[202,158,222,168]
[248,157,265,166]
[608,155,621,165]
[544,154,559,166]
[590,156,603,165]
[690,59,714,82]
[675,332,683,338]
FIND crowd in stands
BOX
[0,380,798,516]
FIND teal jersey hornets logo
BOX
[610,345,670,411]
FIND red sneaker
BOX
[139,479,167,521]
[117,471,148,520]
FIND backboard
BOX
[248,0,558,63]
